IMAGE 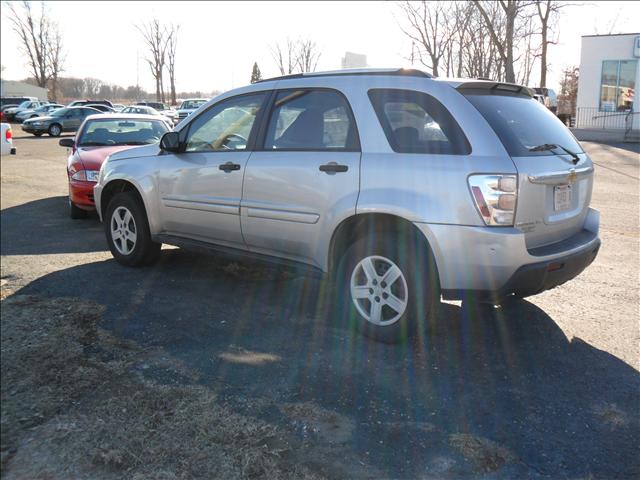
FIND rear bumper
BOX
[415,208,601,301]
[446,239,600,302]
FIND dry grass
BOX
[592,403,628,429]
[449,433,515,473]
[280,402,355,445]
[0,295,326,480]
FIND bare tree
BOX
[166,24,179,106]
[398,1,458,77]
[535,0,565,87]
[137,19,169,102]
[83,78,102,97]
[6,1,65,93]
[472,0,534,83]
[270,38,298,75]
[295,39,321,73]
[46,24,65,101]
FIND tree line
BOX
[20,75,219,104]
[399,0,567,87]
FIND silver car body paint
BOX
[95,71,600,295]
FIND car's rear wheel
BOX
[336,233,440,343]
[105,191,161,267]
[69,199,88,219]
[48,123,62,137]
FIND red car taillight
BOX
[5,127,12,142]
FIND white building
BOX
[341,52,367,69]
[576,33,639,131]
[0,80,49,101]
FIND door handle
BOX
[319,162,348,173]
[219,161,241,172]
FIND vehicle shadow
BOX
[11,249,640,479]
[0,195,105,256]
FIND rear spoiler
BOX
[456,81,534,98]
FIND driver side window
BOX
[184,93,266,152]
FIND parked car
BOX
[121,105,174,125]
[1,123,16,156]
[112,104,125,112]
[174,98,208,123]
[3,100,49,122]
[1,96,37,109]
[68,99,114,108]
[94,68,600,342]
[22,106,101,136]
[533,87,558,114]
[60,114,170,218]
[85,104,116,113]
[15,103,64,123]
[135,101,177,123]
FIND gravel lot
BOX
[1,133,639,479]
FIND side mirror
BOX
[59,138,74,148]
[160,131,181,152]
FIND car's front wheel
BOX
[48,123,62,137]
[105,191,161,267]
[336,233,440,343]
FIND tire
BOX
[69,199,88,219]
[104,191,161,267]
[336,232,440,343]
[48,123,62,137]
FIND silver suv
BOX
[94,68,600,342]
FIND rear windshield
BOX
[181,100,206,110]
[464,92,583,157]
[77,119,169,146]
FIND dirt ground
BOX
[1,133,639,479]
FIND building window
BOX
[599,60,637,112]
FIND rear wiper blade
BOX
[529,143,580,164]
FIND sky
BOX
[1,1,639,95]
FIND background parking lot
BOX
[1,135,639,478]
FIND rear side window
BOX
[464,92,583,156]
[368,89,470,155]
[263,89,359,151]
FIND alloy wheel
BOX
[110,206,137,255]
[350,255,409,326]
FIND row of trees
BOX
[6,3,183,105]
[21,75,216,103]
[270,38,322,75]
[399,0,566,87]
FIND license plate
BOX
[554,184,572,211]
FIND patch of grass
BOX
[280,402,354,444]
[449,433,515,473]
[1,295,326,479]
[592,403,628,428]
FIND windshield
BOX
[464,93,583,157]
[180,100,206,110]
[51,108,69,117]
[16,101,30,108]
[77,119,169,147]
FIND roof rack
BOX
[257,68,433,83]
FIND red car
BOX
[60,114,170,218]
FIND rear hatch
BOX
[461,83,593,249]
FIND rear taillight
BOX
[5,127,12,142]
[468,174,518,226]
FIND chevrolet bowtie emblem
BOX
[567,169,577,183]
